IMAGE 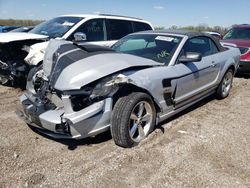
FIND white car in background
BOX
[0,14,153,86]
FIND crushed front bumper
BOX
[19,94,113,139]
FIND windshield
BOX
[29,17,83,38]
[223,28,250,40]
[10,27,33,33]
[112,34,182,64]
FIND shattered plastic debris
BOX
[177,130,188,134]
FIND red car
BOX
[222,24,250,75]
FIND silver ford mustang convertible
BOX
[19,30,240,148]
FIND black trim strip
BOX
[162,66,211,89]
[173,66,211,80]
[163,92,173,106]
[172,84,177,106]
[174,86,217,109]
[162,65,212,106]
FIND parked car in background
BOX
[221,24,250,75]
[0,26,20,32]
[0,14,153,86]
[203,31,222,39]
[9,26,34,33]
[19,30,240,148]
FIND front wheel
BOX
[111,92,156,148]
[216,69,234,99]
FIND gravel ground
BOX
[0,77,249,188]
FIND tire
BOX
[216,69,234,99]
[111,92,156,148]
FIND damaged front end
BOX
[20,69,131,139]
[19,39,157,139]
[0,39,45,86]
[19,41,116,139]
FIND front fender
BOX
[110,74,163,112]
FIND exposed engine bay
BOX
[26,40,121,112]
[0,39,45,86]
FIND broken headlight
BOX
[69,75,131,111]
[90,77,119,100]
[91,74,132,99]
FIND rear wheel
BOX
[111,92,156,148]
[216,69,233,99]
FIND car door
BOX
[66,18,111,46]
[173,36,220,108]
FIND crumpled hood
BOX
[53,53,160,91]
[0,32,48,43]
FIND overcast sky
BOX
[0,0,249,28]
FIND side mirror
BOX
[179,52,202,63]
[74,32,87,42]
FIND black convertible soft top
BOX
[135,29,225,52]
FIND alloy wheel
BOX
[129,101,153,142]
[222,71,233,96]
